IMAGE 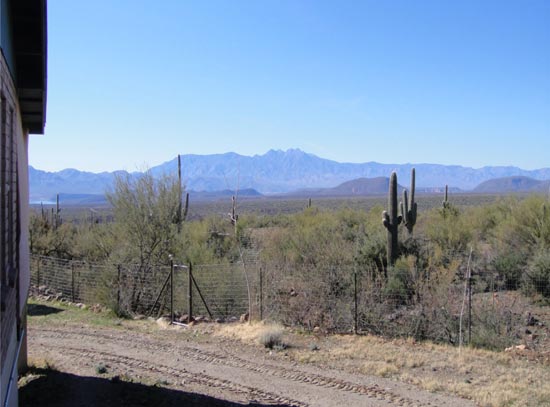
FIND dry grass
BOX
[216,324,550,407]
[27,298,549,406]
[258,326,286,349]
[215,321,288,349]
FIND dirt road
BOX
[25,317,476,407]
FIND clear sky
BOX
[29,0,549,173]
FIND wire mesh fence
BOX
[31,252,548,349]
[258,250,549,348]
[30,255,252,321]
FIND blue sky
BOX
[29,0,549,172]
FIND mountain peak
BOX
[29,150,550,201]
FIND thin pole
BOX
[147,269,172,317]
[468,267,472,344]
[188,263,193,323]
[170,260,174,324]
[354,270,358,334]
[259,267,263,321]
[71,263,75,303]
[117,265,121,311]
[177,155,182,232]
[191,273,213,319]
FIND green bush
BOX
[524,251,550,299]
[383,258,412,305]
[491,253,524,290]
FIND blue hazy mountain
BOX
[29,149,550,202]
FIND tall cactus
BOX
[382,172,402,266]
[182,192,189,221]
[400,168,417,235]
[442,184,449,209]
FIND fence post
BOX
[188,262,193,324]
[37,257,41,288]
[259,267,263,321]
[71,262,75,303]
[117,265,121,311]
[354,269,358,335]
[170,260,174,324]
[468,271,472,345]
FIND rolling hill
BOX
[473,176,550,193]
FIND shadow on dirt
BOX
[27,304,64,316]
[19,367,293,407]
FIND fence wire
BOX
[30,255,251,320]
[30,252,548,349]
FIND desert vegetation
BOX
[29,169,550,350]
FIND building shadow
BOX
[27,304,64,316]
[19,368,293,407]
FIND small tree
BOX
[107,171,181,266]
[106,171,182,312]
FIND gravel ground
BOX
[21,306,476,407]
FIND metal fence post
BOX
[259,267,263,321]
[117,264,121,311]
[71,262,75,303]
[354,269,358,335]
[170,260,174,324]
[36,257,41,288]
[188,262,193,324]
[468,271,472,344]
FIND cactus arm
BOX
[402,189,409,224]
[410,168,416,207]
[403,168,417,235]
[382,210,390,228]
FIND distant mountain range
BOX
[29,149,550,203]
[473,176,550,194]
[286,177,399,198]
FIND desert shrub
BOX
[258,208,361,267]
[524,251,550,299]
[95,363,108,374]
[383,258,412,305]
[106,171,181,267]
[511,196,550,250]
[263,263,354,331]
[258,325,286,349]
[29,216,78,259]
[424,206,472,257]
[470,305,519,350]
[491,252,524,290]
[72,223,115,262]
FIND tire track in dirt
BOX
[30,326,474,407]
[39,344,307,407]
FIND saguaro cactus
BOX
[182,192,189,221]
[382,172,402,266]
[400,168,417,235]
[442,184,449,209]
